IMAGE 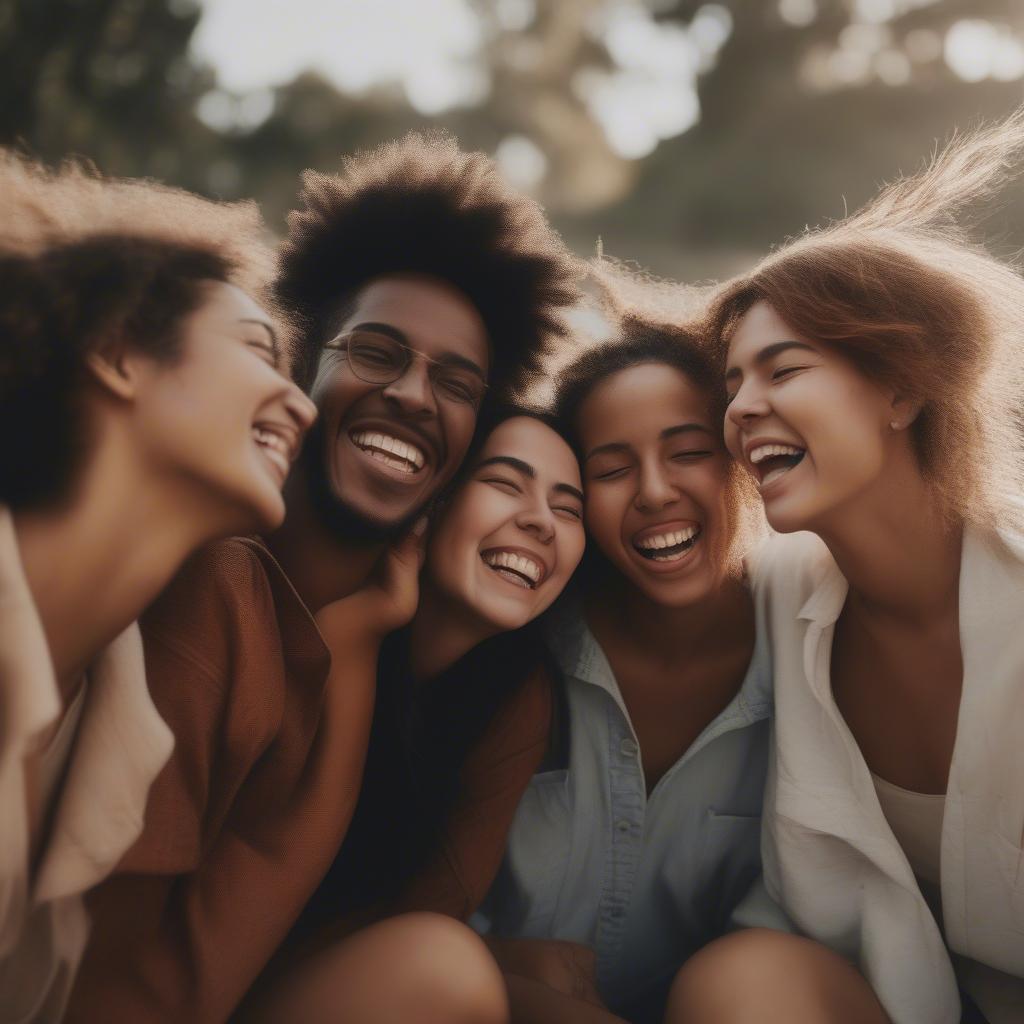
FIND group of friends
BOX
[2,112,1023,1024]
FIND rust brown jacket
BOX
[66,537,551,1023]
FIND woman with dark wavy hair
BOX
[707,111,1024,1023]
[0,151,315,1022]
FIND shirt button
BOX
[615,819,632,834]
[619,737,639,758]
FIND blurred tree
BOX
[2,0,1022,275]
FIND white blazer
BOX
[750,527,1024,1024]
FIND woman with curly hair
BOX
[708,111,1024,1023]
[0,152,315,1022]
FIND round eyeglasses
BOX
[325,330,487,409]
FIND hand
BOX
[315,518,427,650]
[487,937,604,1008]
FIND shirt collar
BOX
[544,585,772,728]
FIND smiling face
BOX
[131,281,317,532]
[578,362,733,607]
[307,273,490,533]
[426,416,585,633]
[724,301,904,534]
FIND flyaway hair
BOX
[706,108,1024,533]
[275,131,581,395]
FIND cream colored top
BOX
[870,773,945,887]
[0,507,173,1023]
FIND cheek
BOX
[438,408,479,473]
[583,487,625,548]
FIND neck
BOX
[266,466,386,614]
[587,565,750,661]
[16,452,231,702]
[408,577,495,683]
[815,465,962,623]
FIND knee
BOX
[250,912,507,1024]
[379,913,508,1024]
[664,929,888,1024]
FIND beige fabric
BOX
[751,526,1024,1024]
[870,773,945,887]
[0,507,173,1023]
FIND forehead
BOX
[578,363,712,445]
[343,273,489,370]
[195,280,268,322]
[478,416,580,486]
[727,300,803,365]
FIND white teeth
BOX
[253,427,290,480]
[351,430,425,471]
[481,550,544,586]
[749,443,803,465]
[636,526,698,550]
[252,426,289,456]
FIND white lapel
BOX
[34,623,173,902]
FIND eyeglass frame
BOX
[323,329,489,409]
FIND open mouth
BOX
[350,429,426,476]
[253,424,293,483]
[633,525,701,563]
[749,443,806,488]
[480,549,546,590]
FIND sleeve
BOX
[65,541,279,1024]
[393,666,554,920]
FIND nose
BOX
[634,458,678,512]
[381,358,437,416]
[726,377,770,429]
[284,381,317,434]
[515,498,555,544]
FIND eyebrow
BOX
[240,318,281,363]
[584,422,713,462]
[477,455,584,503]
[352,321,487,381]
[724,340,817,382]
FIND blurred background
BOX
[2,0,1023,280]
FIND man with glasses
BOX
[69,132,579,1023]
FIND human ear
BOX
[888,394,923,432]
[84,345,144,402]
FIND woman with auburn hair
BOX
[0,151,315,1022]
[706,111,1024,1023]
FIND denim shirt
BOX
[475,591,786,1012]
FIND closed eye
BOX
[552,504,582,521]
[771,365,807,382]
[671,450,712,462]
[590,466,629,481]
[248,340,279,368]
[482,476,523,495]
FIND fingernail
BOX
[412,516,429,537]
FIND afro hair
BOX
[275,131,582,396]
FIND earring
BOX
[890,419,900,430]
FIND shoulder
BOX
[141,538,279,692]
[745,531,833,607]
[469,663,554,772]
